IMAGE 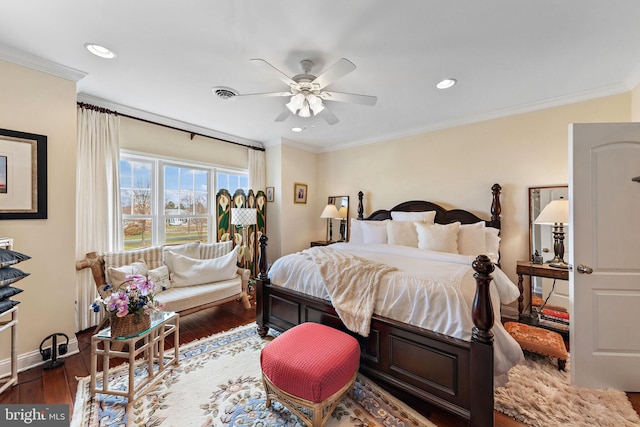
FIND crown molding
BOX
[623,60,640,90]
[77,93,264,150]
[0,44,87,82]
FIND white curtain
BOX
[248,148,266,192]
[75,106,122,331]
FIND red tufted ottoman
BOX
[505,321,568,370]
[260,322,360,427]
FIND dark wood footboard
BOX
[255,235,495,427]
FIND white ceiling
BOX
[2,1,640,152]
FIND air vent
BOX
[211,86,238,100]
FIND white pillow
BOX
[165,245,239,287]
[349,218,364,244]
[391,211,436,223]
[458,222,487,256]
[107,259,148,288]
[416,222,461,253]
[387,221,419,247]
[162,241,200,260]
[485,228,501,263]
[361,221,388,244]
[148,265,171,292]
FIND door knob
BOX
[577,264,593,274]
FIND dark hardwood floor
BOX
[1,299,638,426]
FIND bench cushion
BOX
[505,321,568,360]
[260,322,360,403]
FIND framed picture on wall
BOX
[0,128,48,219]
[294,183,307,204]
[266,186,274,202]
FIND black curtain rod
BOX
[77,102,265,152]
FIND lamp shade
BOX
[338,206,348,219]
[534,199,569,225]
[231,208,257,226]
[320,204,340,219]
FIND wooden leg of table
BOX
[517,273,524,319]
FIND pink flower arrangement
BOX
[91,274,164,317]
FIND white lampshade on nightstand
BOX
[534,198,569,269]
[320,204,340,242]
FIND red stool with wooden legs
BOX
[505,321,568,370]
[260,322,360,427]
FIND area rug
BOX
[495,352,640,427]
[72,323,436,426]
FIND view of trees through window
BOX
[120,155,248,250]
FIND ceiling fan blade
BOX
[319,105,340,125]
[250,58,296,86]
[234,91,292,99]
[319,91,377,106]
[312,58,356,89]
[274,107,291,122]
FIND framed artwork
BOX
[294,183,307,204]
[0,129,48,219]
[266,186,274,202]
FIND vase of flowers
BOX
[91,274,164,338]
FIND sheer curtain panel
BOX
[248,148,266,192]
[75,106,122,331]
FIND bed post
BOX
[489,183,502,229]
[255,234,270,337]
[470,255,495,427]
[357,191,364,219]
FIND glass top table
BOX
[96,311,177,339]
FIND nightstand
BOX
[516,261,569,340]
[310,240,334,247]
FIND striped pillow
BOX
[199,241,233,260]
[103,246,163,283]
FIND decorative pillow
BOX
[458,222,487,256]
[104,246,163,273]
[107,259,148,288]
[485,228,501,263]
[165,245,239,288]
[148,265,171,292]
[349,218,364,244]
[163,241,200,260]
[0,286,23,300]
[416,222,461,253]
[0,267,30,288]
[360,221,388,244]
[0,299,19,315]
[200,240,233,259]
[387,221,419,247]
[390,211,436,224]
[0,249,31,268]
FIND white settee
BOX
[76,241,251,319]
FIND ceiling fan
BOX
[235,58,377,125]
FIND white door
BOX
[569,122,640,390]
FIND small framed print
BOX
[0,128,48,219]
[294,183,307,204]
[266,186,274,202]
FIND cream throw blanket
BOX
[303,246,397,336]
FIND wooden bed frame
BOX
[255,183,503,427]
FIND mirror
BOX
[529,185,569,310]
[327,196,349,242]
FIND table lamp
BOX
[534,198,569,269]
[320,204,340,242]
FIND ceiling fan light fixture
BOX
[84,43,116,59]
[299,101,311,118]
[436,78,457,89]
[307,94,325,115]
[286,93,305,114]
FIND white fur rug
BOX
[495,353,640,427]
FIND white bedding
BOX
[268,242,524,380]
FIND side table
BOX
[90,311,179,409]
[0,305,18,395]
[310,240,335,247]
[516,261,569,339]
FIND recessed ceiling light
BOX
[291,127,303,132]
[436,78,456,90]
[84,43,116,59]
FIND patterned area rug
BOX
[72,323,436,426]
[495,352,640,427]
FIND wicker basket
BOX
[110,313,151,338]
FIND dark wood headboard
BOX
[356,183,502,230]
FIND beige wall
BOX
[632,81,640,121]
[317,93,631,297]
[0,60,77,366]
[120,117,248,169]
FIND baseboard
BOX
[0,338,79,379]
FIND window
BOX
[120,154,247,250]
